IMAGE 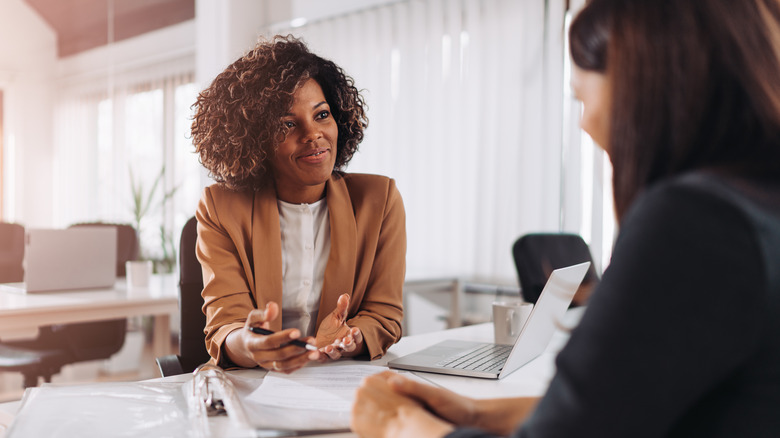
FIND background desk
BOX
[0,274,178,360]
[403,276,523,335]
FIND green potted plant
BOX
[129,165,179,275]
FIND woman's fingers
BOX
[261,347,313,373]
[349,327,363,348]
[246,302,279,328]
[321,344,343,360]
[318,327,364,360]
[335,293,350,321]
[244,306,316,367]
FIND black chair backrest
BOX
[178,216,210,372]
[0,222,25,283]
[512,233,600,304]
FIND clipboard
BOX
[192,364,352,436]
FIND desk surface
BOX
[0,308,584,438]
[0,274,177,337]
[0,274,178,364]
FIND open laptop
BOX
[389,262,590,379]
[0,227,117,293]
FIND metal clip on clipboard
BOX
[189,363,252,436]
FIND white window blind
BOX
[273,0,612,283]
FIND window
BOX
[54,74,202,270]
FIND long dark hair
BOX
[570,0,780,220]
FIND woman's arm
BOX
[344,178,406,359]
[196,187,257,365]
[315,175,406,360]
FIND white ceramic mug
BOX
[126,260,153,288]
[492,301,534,345]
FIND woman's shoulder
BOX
[330,172,404,212]
[617,172,761,251]
[624,171,780,271]
[338,172,394,186]
[334,172,399,196]
[198,184,258,222]
[643,171,780,221]
[202,183,256,203]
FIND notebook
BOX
[388,262,590,379]
[0,227,117,293]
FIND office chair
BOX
[156,216,210,376]
[0,222,25,282]
[512,233,600,306]
[0,223,60,387]
[0,223,137,387]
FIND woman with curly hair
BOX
[191,35,405,373]
[352,0,780,436]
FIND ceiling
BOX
[24,0,195,58]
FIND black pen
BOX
[247,326,319,351]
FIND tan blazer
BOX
[196,172,406,365]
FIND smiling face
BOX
[571,66,611,153]
[270,78,339,204]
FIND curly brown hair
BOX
[191,35,368,191]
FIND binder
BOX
[6,363,352,437]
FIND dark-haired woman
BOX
[351,0,780,436]
[191,36,405,373]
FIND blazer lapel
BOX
[317,174,357,329]
[252,186,284,331]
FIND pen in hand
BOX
[247,326,318,351]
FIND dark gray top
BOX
[447,172,780,438]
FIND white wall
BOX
[0,0,56,226]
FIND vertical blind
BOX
[272,0,612,283]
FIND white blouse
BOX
[277,198,331,336]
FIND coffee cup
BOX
[126,260,153,288]
[492,301,534,345]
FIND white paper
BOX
[246,364,386,412]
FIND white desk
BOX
[0,308,584,438]
[0,274,178,359]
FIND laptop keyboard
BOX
[435,343,513,373]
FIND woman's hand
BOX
[224,302,320,373]
[314,293,365,360]
[351,371,455,438]
[353,371,536,437]
[381,371,479,426]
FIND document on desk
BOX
[234,364,430,432]
[247,364,384,412]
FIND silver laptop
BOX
[0,227,117,293]
[389,262,590,379]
